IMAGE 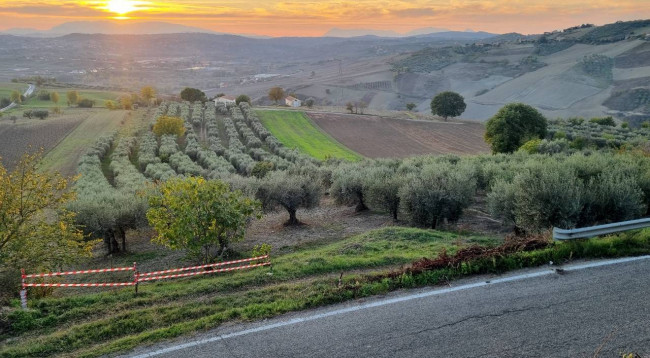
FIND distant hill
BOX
[1,21,270,37]
[323,27,493,38]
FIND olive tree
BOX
[256,171,321,225]
[147,177,260,263]
[330,163,370,212]
[364,165,405,221]
[399,163,476,229]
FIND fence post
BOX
[133,262,139,295]
[20,268,27,310]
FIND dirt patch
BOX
[307,112,489,158]
[242,197,395,254]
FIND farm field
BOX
[257,110,362,161]
[0,112,87,169]
[307,112,490,158]
[40,110,131,175]
[20,87,126,109]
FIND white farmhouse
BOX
[215,95,236,105]
[285,96,301,107]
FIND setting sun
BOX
[107,0,137,15]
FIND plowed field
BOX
[307,112,489,158]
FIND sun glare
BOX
[107,0,137,15]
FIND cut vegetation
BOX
[257,110,362,161]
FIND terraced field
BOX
[307,112,489,158]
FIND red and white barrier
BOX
[24,266,135,278]
[139,255,270,277]
[20,255,271,309]
[139,261,271,282]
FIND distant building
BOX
[285,96,301,107]
[215,95,236,105]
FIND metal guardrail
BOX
[553,218,650,240]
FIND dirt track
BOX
[307,112,489,158]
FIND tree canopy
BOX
[0,152,93,272]
[153,116,186,138]
[484,103,547,153]
[180,87,207,103]
[140,86,156,105]
[66,91,79,106]
[146,177,260,263]
[268,87,285,104]
[236,94,251,105]
[430,91,466,120]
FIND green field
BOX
[21,87,125,109]
[0,83,28,102]
[257,110,362,161]
[41,110,129,175]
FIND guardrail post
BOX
[133,262,139,295]
[20,268,27,310]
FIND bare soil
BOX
[307,112,489,158]
[0,114,85,169]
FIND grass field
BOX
[21,87,125,109]
[257,110,362,161]
[40,110,130,175]
[0,83,28,101]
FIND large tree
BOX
[147,177,260,263]
[0,152,93,272]
[430,91,466,120]
[180,87,207,103]
[484,103,548,153]
[153,116,186,137]
[268,87,285,105]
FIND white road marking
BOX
[130,255,650,358]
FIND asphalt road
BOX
[127,256,650,358]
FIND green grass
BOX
[21,88,125,109]
[4,226,650,357]
[40,110,128,175]
[257,110,362,161]
[0,83,28,101]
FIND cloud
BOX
[390,7,436,18]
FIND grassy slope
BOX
[257,110,362,161]
[4,226,650,357]
[0,227,497,357]
[40,110,128,175]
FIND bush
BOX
[36,90,50,100]
[236,94,251,105]
[589,116,616,126]
[77,98,95,108]
[33,110,49,120]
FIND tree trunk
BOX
[285,208,300,226]
[105,229,120,254]
[392,209,398,222]
[431,218,438,230]
[117,227,127,252]
[355,193,368,212]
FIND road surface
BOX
[0,84,35,112]
[126,256,650,358]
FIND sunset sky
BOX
[1,0,649,37]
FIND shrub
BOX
[77,98,95,108]
[251,161,274,178]
[36,90,50,100]
[32,110,49,120]
[589,116,616,126]
[236,94,251,105]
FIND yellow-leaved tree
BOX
[0,152,95,274]
[152,115,186,138]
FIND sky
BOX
[0,0,649,37]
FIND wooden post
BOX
[133,262,139,295]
